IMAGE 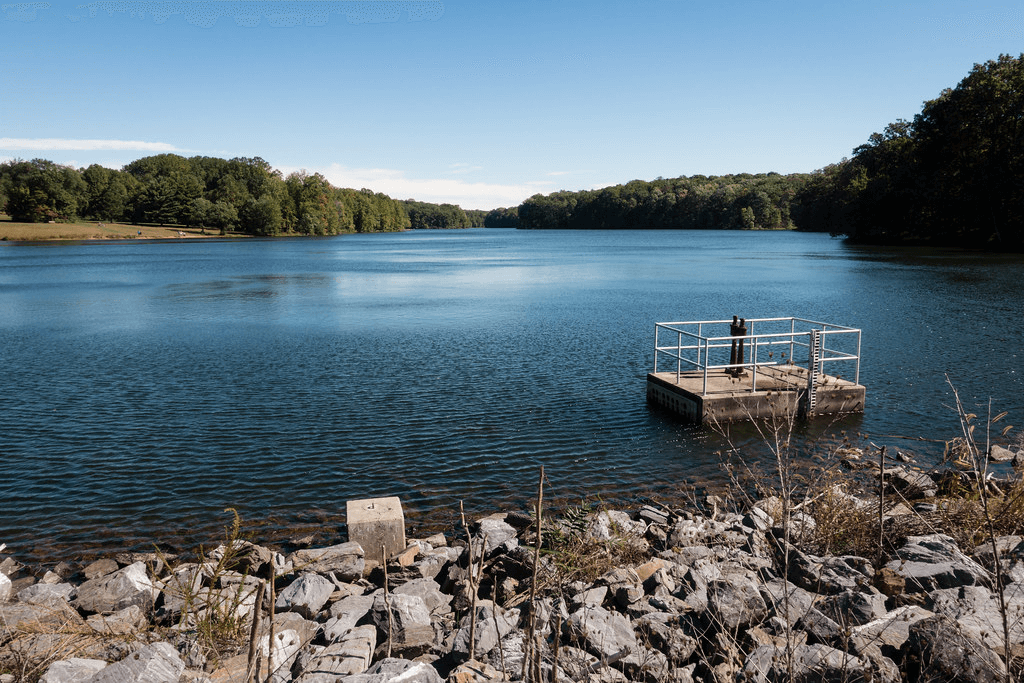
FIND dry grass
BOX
[0,218,236,242]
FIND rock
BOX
[290,542,365,580]
[88,641,185,683]
[276,572,335,619]
[884,466,938,498]
[353,658,443,683]
[564,605,637,661]
[633,612,697,664]
[324,591,378,641]
[452,602,518,659]
[928,584,1024,651]
[886,534,991,592]
[988,444,1016,462]
[448,658,504,682]
[393,578,451,616]
[294,624,376,680]
[208,539,273,575]
[589,510,647,542]
[758,578,816,624]
[475,516,519,557]
[82,558,119,581]
[260,629,302,683]
[72,561,154,614]
[783,543,873,595]
[906,614,1007,682]
[369,592,434,655]
[0,570,10,602]
[38,657,108,682]
[847,604,935,661]
[16,582,74,606]
[743,643,871,683]
[638,505,670,527]
[705,575,768,632]
[816,589,888,627]
[86,604,146,635]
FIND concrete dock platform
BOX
[647,364,865,424]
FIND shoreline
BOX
[2,453,1023,682]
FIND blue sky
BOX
[2,1,1022,210]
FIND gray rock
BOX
[452,602,519,659]
[294,624,376,680]
[758,578,816,623]
[38,657,108,683]
[795,607,844,646]
[392,577,450,616]
[588,510,647,542]
[633,612,697,664]
[260,629,303,683]
[564,605,637,661]
[276,572,335,619]
[884,466,937,498]
[887,534,992,592]
[16,582,74,606]
[743,643,871,683]
[86,604,146,635]
[988,444,1017,462]
[290,542,365,580]
[475,516,519,556]
[0,600,86,636]
[784,544,873,595]
[73,561,154,614]
[847,604,935,662]
[906,614,1007,682]
[705,575,768,632]
[324,591,378,641]
[88,641,185,683]
[369,592,434,655]
[817,589,888,627]
[928,584,1024,651]
[348,658,443,683]
[82,558,119,581]
[0,571,12,602]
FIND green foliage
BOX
[795,53,1024,249]
[518,174,806,230]
[0,158,87,222]
[400,199,471,229]
[484,206,520,228]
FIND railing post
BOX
[676,331,681,383]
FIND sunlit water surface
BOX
[2,229,1022,562]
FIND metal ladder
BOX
[804,329,822,415]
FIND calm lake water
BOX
[2,229,1022,562]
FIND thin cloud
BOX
[276,163,550,210]
[0,138,180,152]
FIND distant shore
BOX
[0,219,247,242]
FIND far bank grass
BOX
[0,216,247,242]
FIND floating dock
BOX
[647,317,865,424]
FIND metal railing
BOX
[653,317,862,394]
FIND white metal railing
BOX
[653,317,861,394]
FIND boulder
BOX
[887,534,991,592]
[353,658,443,683]
[743,643,872,683]
[452,602,519,659]
[82,558,119,580]
[294,624,376,680]
[260,629,303,683]
[369,592,434,655]
[564,605,637,661]
[88,641,185,683]
[588,510,647,542]
[290,542,365,580]
[276,572,335,619]
[392,577,451,616]
[38,657,108,682]
[905,614,1007,682]
[86,604,146,635]
[705,575,768,632]
[475,516,519,557]
[73,561,154,614]
[816,589,888,627]
[16,582,74,606]
[324,591,378,641]
[0,571,11,602]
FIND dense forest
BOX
[513,173,809,231]
[501,53,1024,250]
[793,53,1024,249]
[0,154,477,235]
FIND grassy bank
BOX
[0,215,245,242]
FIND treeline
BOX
[793,53,1024,249]
[399,200,485,229]
[514,173,810,230]
[0,154,472,236]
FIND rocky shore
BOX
[2,460,1024,683]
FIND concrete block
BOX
[346,497,405,567]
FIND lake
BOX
[1,229,1022,563]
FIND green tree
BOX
[0,159,87,222]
